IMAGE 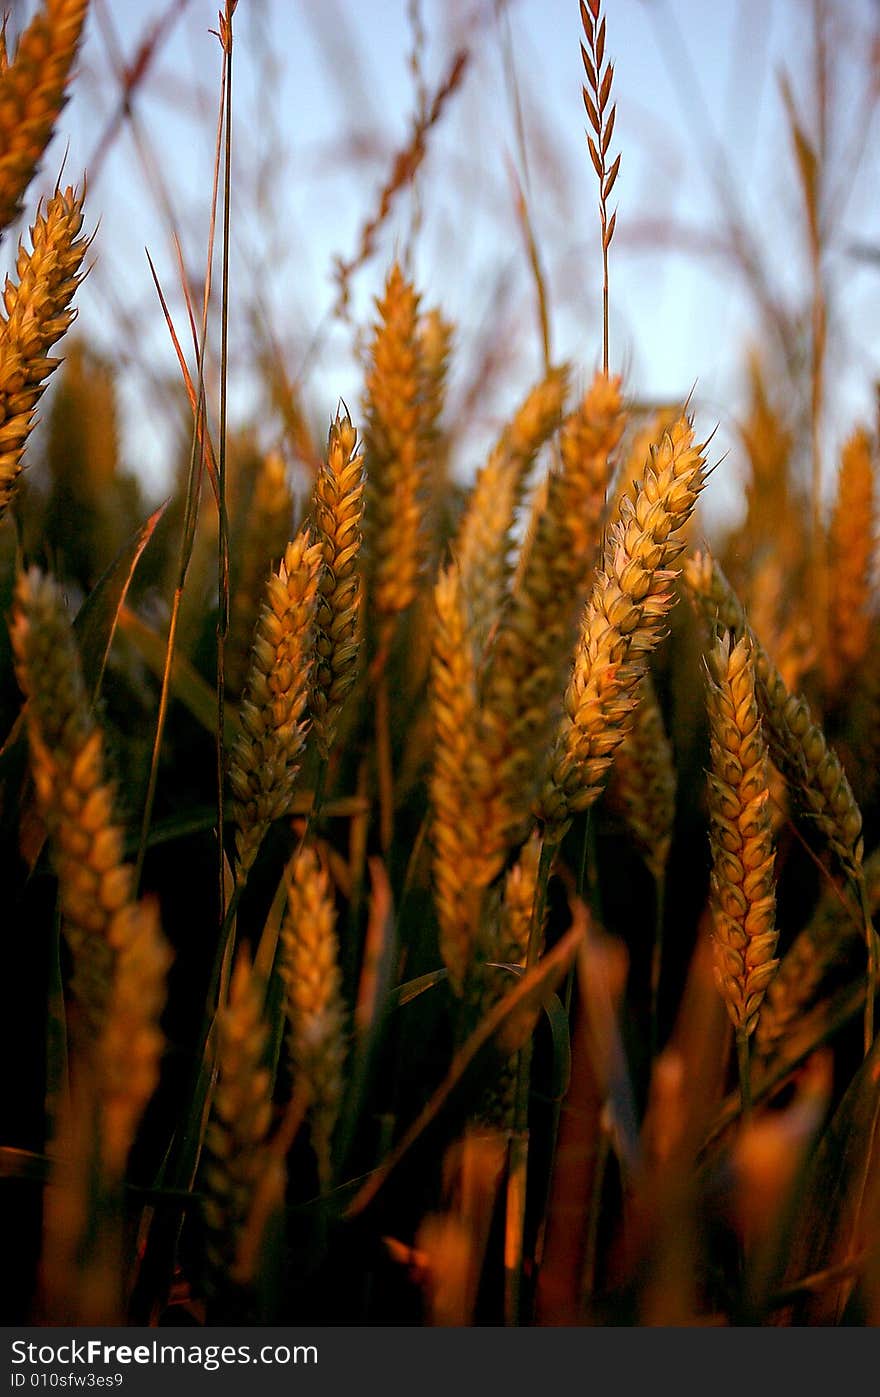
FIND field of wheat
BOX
[1,0,880,1330]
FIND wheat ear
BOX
[607,672,675,884]
[704,631,778,1111]
[225,450,294,698]
[363,262,425,626]
[826,426,875,697]
[0,0,89,236]
[201,946,273,1298]
[430,560,498,994]
[685,548,878,1052]
[0,184,88,520]
[684,550,865,881]
[11,567,126,1037]
[97,895,170,1180]
[481,372,625,830]
[756,848,880,1061]
[309,408,366,758]
[538,417,705,841]
[228,531,322,883]
[580,0,620,373]
[11,567,169,1170]
[279,847,347,1189]
[453,365,569,656]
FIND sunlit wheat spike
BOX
[826,426,875,697]
[683,549,864,884]
[558,370,626,564]
[704,631,778,1039]
[419,305,455,551]
[11,567,124,1038]
[229,530,323,883]
[309,408,366,758]
[430,561,501,995]
[0,0,89,236]
[201,946,273,1295]
[480,371,624,829]
[279,847,347,1190]
[608,407,679,527]
[453,364,569,657]
[607,672,676,885]
[580,0,620,369]
[11,567,170,1172]
[97,895,170,1180]
[539,417,706,842]
[363,261,425,625]
[0,184,88,520]
[226,449,294,698]
[419,305,454,443]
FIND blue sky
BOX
[9,0,880,531]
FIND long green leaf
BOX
[118,604,237,745]
[74,500,170,704]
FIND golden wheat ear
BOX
[309,407,366,759]
[0,0,89,238]
[226,449,295,699]
[200,946,273,1303]
[279,846,347,1191]
[479,371,625,833]
[0,184,89,521]
[228,529,323,884]
[362,262,426,630]
[539,417,706,842]
[825,426,875,700]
